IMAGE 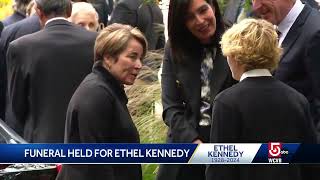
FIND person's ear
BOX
[35,3,43,19]
[103,55,115,69]
[66,2,72,18]
[34,3,46,28]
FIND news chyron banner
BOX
[0,143,319,164]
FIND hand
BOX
[192,139,203,144]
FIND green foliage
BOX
[143,164,159,180]
[126,50,167,180]
[218,0,252,14]
[143,0,157,4]
[126,83,167,180]
[126,83,166,144]
[244,0,252,12]
[0,0,12,7]
[218,0,227,13]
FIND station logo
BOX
[268,142,288,163]
[268,142,282,158]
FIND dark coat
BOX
[91,0,114,25]
[2,11,25,27]
[0,21,3,36]
[151,3,165,50]
[0,15,40,121]
[157,43,235,180]
[273,5,320,134]
[303,0,319,9]
[108,0,164,50]
[206,76,319,180]
[5,19,96,142]
[56,62,141,180]
[223,0,243,27]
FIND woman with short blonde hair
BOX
[94,23,147,62]
[57,23,147,180]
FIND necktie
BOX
[276,28,282,41]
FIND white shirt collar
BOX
[277,0,304,46]
[45,17,68,26]
[240,69,272,82]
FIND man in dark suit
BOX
[2,0,31,26]
[223,0,318,27]
[5,0,97,142]
[0,14,41,123]
[151,1,165,50]
[108,0,164,50]
[252,0,320,135]
[90,0,113,25]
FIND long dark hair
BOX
[168,0,224,63]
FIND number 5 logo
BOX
[268,142,282,157]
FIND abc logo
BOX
[268,142,282,158]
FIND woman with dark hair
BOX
[157,0,235,179]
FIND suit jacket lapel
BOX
[178,55,201,109]
[281,5,311,60]
[188,55,201,101]
[178,48,228,108]
[210,48,228,102]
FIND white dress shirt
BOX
[277,0,304,46]
[45,17,68,26]
[240,69,272,82]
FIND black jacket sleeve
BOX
[305,30,320,135]
[5,41,28,136]
[63,85,116,180]
[66,84,115,143]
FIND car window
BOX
[0,119,27,144]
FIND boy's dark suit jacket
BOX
[207,76,319,180]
